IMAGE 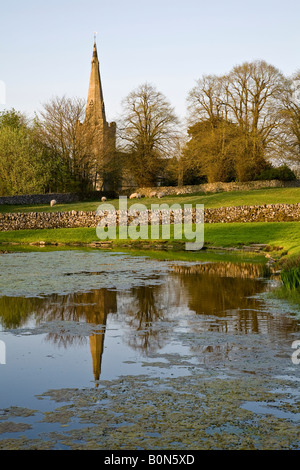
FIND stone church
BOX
[80,40,118,192]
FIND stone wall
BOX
[0,211,100,231]
[123,179,300,197]
[0,191,115,206]
[0,193,81,206]
[204,204,300,223]
[1,203,300,232]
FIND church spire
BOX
[85,38,107,125]
[82,37,118,192]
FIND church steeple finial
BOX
[93,32,98,59]
[85,34,106,125]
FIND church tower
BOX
[82,39,117,192]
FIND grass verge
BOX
[0,221,299,257]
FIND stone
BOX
[1,202,300,231]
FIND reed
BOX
[280,256,300,290]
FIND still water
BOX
[0,249,299,449]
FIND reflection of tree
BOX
[1,260,299,381]
[171,264,298,339]
[38,289,117,326]
[0,296,44,329]
[46,332,87,349]
[43,289,117,383]
[0,290,117,330]
[184,274,264,319]
[171,262,266,279]
[117,286,166,354]
[171,263,267,326]
[0,289,117,383]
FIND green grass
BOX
[1,221,299,257]
[281,267,300,289]
[1,187,300,214]
[166,187,300,209]
[204,221,300,256]
[0,227,97,244]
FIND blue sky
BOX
[1,0,299,121]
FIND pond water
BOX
[0,249,299,450]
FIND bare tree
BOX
[186,75,240,182]
[36,95,96,191]
[118,83,180,186]
[224,61,289,159]
[280,71,300,168]
[186,60,290,181]
[187,74,225,126]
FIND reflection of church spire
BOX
[89,332,105,384]
[86,289,117,385]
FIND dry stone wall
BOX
[0,191,115,206]
[124,179,300,198]
[0,193,81,206]
[1,203,300,232]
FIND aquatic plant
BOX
[280,256,300,290]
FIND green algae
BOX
[0,250,171,298]
[0,436,55,450]
[0,250,299,450]
[0,421,32,434]
[1,372,298,450]
[0,406,37,420]
[41,406,75,425]
[0,277,299,449]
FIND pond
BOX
[0,249,299,450]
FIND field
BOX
[1,187,300,214]
[0,187,300,260]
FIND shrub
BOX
[255,165,296,182]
